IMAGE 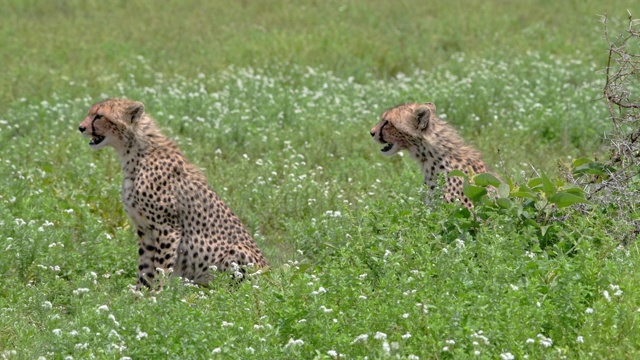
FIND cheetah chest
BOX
[122,177,147,228]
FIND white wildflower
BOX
[108,343,127,353]
[108,329,121,340]
[603,290,611,302]
[537,334,553,347]
[402,332,412,339]
[284,338,304,348]
[136,329,148,340]
[108,314,120,327]
[472,330,490,345]
[52,329,62,336]
[352,334,369,344]
[382,341,391,354]
[97,305,109,312]
[500,352,515,360]
[610,284,623,296]
[73,288,90,295]
[374,332,387,340]
[312,286,327,295]
[576,336,584,343]
[585,308,594,314]
[327,350,338,357]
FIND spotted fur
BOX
[79,98,268,289]
[370,102,487,208]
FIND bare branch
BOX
[581,13,640,228]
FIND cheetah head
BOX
[78,98,145,150]
[370,102,436,156]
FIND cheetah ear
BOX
[127,101,145,124]
[415,104,433,131]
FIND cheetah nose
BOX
[79,126,86,133]
[370,131,375,137]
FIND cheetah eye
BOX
[94,114,103,120]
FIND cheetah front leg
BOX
[153,225,181,281]
[135,226,181,290]
[136,228,157,290]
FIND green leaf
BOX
[572,158,593,168]
[572,161,615,177]
[540,172,557,197]
[558,185,585,195]
[479,195,494,207]
[505,175,514,189]
[496,197,513,209]
[524,218,539,228]
[540,225,550,237]
[463,183,487,202]
[452,207,472,219]
[511,184,538,199]
[294,263,313,273]
[528,177,543,190]
[535,199,548,211]
[548,191,589,208]
[473,173,501,187]
[498,183,510,198]
[448,169,467,178]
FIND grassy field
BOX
[1,0,640,358]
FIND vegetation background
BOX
[1,0,639,358]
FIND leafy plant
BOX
[451,169,589,246]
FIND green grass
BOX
[1,1,640,358]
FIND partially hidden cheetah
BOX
[370,102,488,208]
[78,98,268,289]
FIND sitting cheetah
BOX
[79,98,268,289]
[370,102,488,208]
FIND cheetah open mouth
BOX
[381,143,394,153]
[89,135,105,146]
